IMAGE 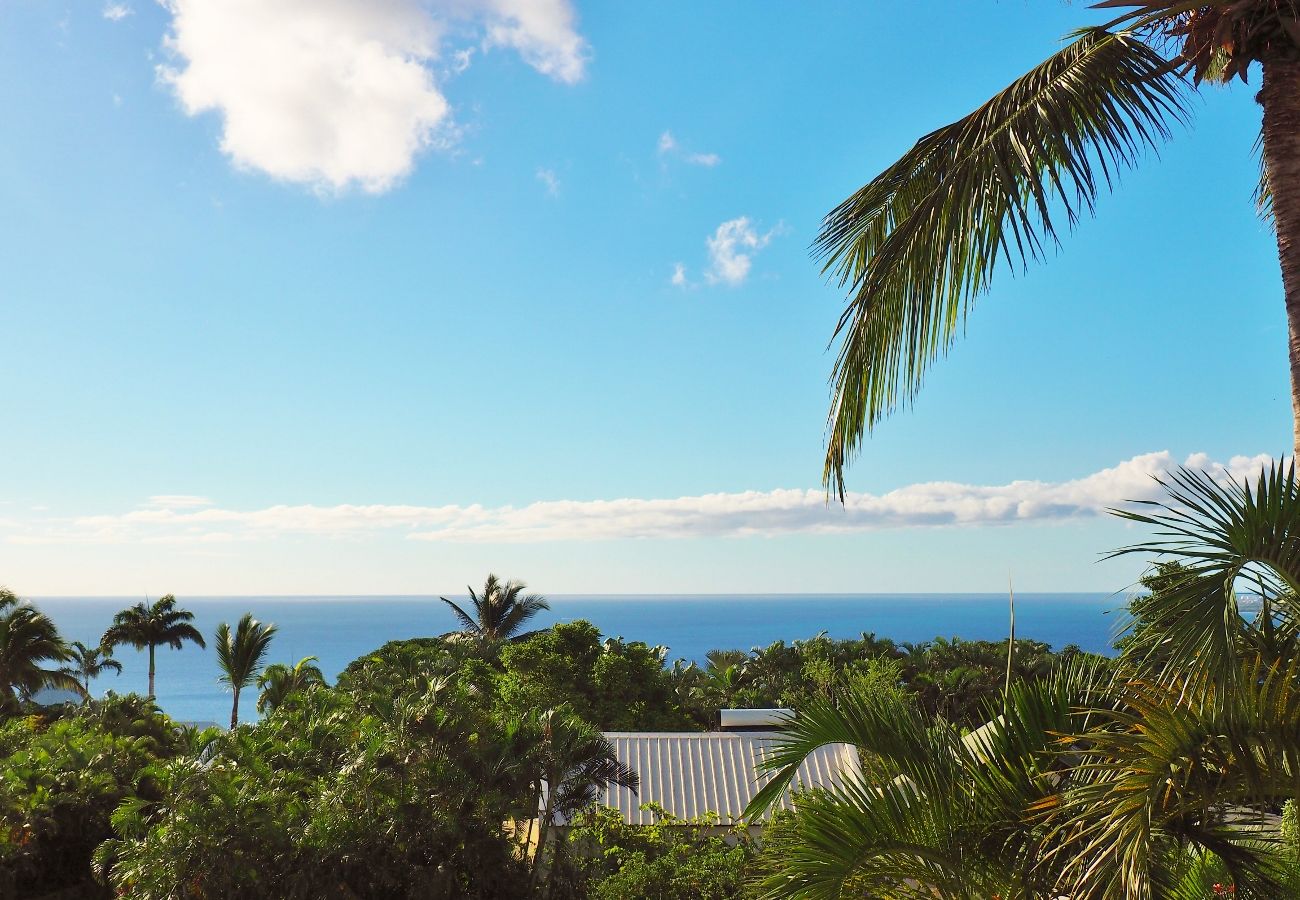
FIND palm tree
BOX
[0,588,80,707]
[213,613,276,728]
[526,707,638,893]
[60,640,123,696]
[439,574,549,643]
[255,655,325,714]
[817,8,1300,494]
[102,595,205,699]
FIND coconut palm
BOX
[818,7,1300,494]
[102,595,205,699]
[0,588,79,707]
[255,655,325,714]
[60,640,123,697]
[213,613,276,728]
[439,574,549,643]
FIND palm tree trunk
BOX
[147,643,156,699]
[1261,57,1300,455]
[231,685,240,729]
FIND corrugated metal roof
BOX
[563,731,860,826]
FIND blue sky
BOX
[0,1,1287,595]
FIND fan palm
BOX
[102,594,205,699]
[0,588,80,707]
[439,574,549,643]
[255,655,325,714]
[819,5,1300,494]
[60,640,123,697]
[213,613,277,728]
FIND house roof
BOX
[565,730,860,826]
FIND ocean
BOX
[36,593,1124,724]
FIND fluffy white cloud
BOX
[670,262,687,287]
[157,0,588,194]
[705,217,776,286]
[103,3,133,21]
[481,0,588,84]
[4,452,1272,547]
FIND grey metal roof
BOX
[568,731,860,826]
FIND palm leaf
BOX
[820,28,1189,495]
[1108,460,1300,683]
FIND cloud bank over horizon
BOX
[0,451,1270,548]
[158,0,589,193]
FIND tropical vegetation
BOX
[817,3,1300,493]
[751,461,1300,899]
[60,640,123,696]
[440,573,550,643]
[213,613,277,728]
[0,587,78,710]
[102,595,205,699]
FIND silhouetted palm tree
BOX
[256,655,325,714]
[0,588,79,707]
[60,640,123,697]
[214,613,276,728]
[439,574,549,643]
[102,595,205,698]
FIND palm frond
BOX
[820,28,1188,496]
[1108,459,1300,683]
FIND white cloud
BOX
[3,452,1272,547]
[704,217,777,286]
[657,129,720,167]
[103,3,133,21]
[157,0,588,194]
[536,167,560,196]
[670,262,687,287]
[481,0,588,85]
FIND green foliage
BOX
[0,695,185,898]
[561,805,757,900]
[497,622,694,731]
[0,589,78,708]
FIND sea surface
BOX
[36,593,1124,724]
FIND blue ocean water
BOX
[36,593,1124,724]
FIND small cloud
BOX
[670,263,687,288]
[112,93,123,107]
[704,217,779,286]
[536,167,560,196]
[658,129,720,167]
[103,3,133,21]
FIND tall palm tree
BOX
[255,655,325,714]
[439,574,549,643]
[60,640,123,697]
[102,595,205,699]
[818,6,1300,494]
[213,613,276,728]
[0,588,80,707]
